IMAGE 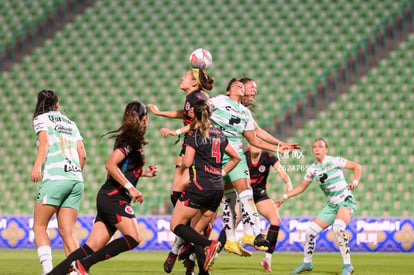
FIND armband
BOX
[124,182,133,190]
[353,180,359,185]
[175,129,182,135]
[286,181,292,186]
[283,193,288,200]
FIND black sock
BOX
[48,244,93,275]
[80,235,139,270]
[194,244,209,274]
[217,228,226,252]
[174,224,211,248]
[266,225,280,253]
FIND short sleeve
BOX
[33,115,47,134]
[304,166,314,182]
[332,156,347,169]
[184,130,196,149]
[244,108,255,131]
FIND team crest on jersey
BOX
[185,102,191,110]
[125,205,134,215]
[259,165,266,173]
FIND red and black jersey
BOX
[184,126,228,191]
[245,151,278,190]
[98,140,145,202]
[182,90,208,126]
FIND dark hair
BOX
[197,69,215,91]
[313,137,328,147]
[239,77,254,84]
[103,101,148,149]
[33,89,58,119]
[225,78,239,92]
[192,101,211,140]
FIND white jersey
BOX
[304,155,353,204]
[208,95,255,153]
[33,111,84,183]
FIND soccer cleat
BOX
[261,258,272,273]
[178,243,194,261]
[71,260,89,275]
[342,264,354,275]
[223,240,252,257]
[203,240,221,271]
[241,233,255,246]
[208,252,219,271]
[183,259,195,275]
[253,233,270,251]
[290,262,313,274]
[163,252,178,273]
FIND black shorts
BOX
[252,186,270,203]
[179,189,224,212]
[95,193,135,234]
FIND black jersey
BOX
[98,141,145,202]
[184,126,228,191]
[245,151,278,190]
[182,90,208,126]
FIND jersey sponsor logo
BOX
[64,162,82,172]
[259,165,266,173]
[54,125,73,135]
[125,205,134,215]
[229,116,241,125]
[48,115,72,124]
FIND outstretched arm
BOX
[275,179,311,207]
[148,104,183,119]
[254,122,301,150]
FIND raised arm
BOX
[148,104,183,119]
[254,121,301,150]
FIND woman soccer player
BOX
[31,89,86,275]
[148,68,214,273]
[276,138,361,275]
[170,101,241,274]
[48,100,158,275]
[245,144,293,273]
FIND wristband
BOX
[352,180,359,185]
[283,193,288,200]
[222,170,227,177]
[176,129,181,135]
[124,182,133,190]
[286,181,292,186]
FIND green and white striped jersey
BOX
[304,155,353,204]
[209,95,255,153]
[33,111,84,183]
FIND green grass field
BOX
[0,250,412,275]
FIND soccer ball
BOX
[189,48,213,69]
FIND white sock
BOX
[303,222,323,263]
[171,236,185,255]
[37,245,53,274]
[265,252,272,261]
[222,189,238,242]
[333,219,351,265]
[238,189,261,235]
[242,197,254,235]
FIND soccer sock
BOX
[238,189,261,236]
[303,222,323,263]
[222,189,238,242]
[37,245,53,274]
[266,225,280,254]
[80,235,138,270]
[174,224,211,248]
[333,219,351,265]
[48,244,94,275]
[171,236,185,255]
[217,228,226,252]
